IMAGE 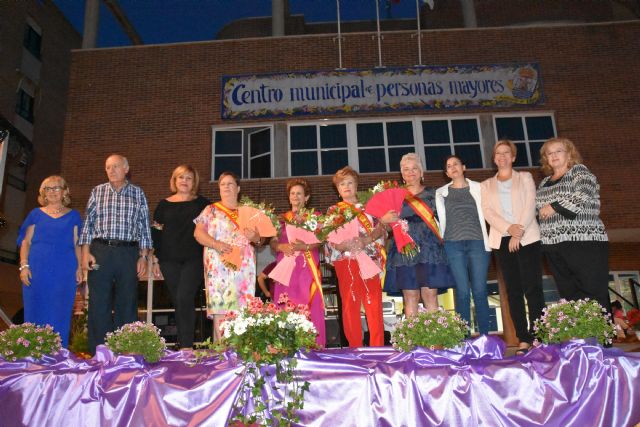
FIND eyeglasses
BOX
[545,149,566,157]
[43,186,63,192]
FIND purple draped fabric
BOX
[1,337,638,426]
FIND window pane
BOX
[424,146,451,170]
[454,145,483,169]
[356,123,384,147]
[389,147,415,171]
[513,143,529,167]
[321,150,348,175]
[250,155,270,178]
[422,120,450,145]
[250,129,270,156]
[452,119,479,143]
[387,121,414,146]
[214,157,241,178]
[291,126,317,150]
[530,141,544,166]
[23,26,41,59]
[320,124,347,149]
[525,116,555,140]
[215,131,242,155]
[358,149,386,173]
[291,152,318,176]
[495,117,525,141]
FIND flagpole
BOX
[335,0,345,70]
[374,0,383,68]
[415,0,423,66]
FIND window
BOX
[15,89,34,123]
[23,24,42,60]
[356,121,415,173]
[494,114,556,167]
[289,123,347,176]
[212,126,272,179]
[421,117,483,170]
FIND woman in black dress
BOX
[152,165,209,350]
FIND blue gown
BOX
[384,188,454,295]
[17,209,82,347]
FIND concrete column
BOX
[272,0,285,37]
[82,0,100,49]
[460,0,478,28]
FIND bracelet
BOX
[19,264,30,271]
[139,255,148,260]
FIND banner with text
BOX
[221,64,543,120]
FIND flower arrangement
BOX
[317,203,361,240]
[283,207,321,234]
[240,196,281,232]
[390,308,468,351]
[105,321,167,363]
[212,295,317,426]
[0,323,62,361]
[533,298,617,346]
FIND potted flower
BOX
[390,308,468,351]
[210,295,317,426]
[0,323,62,361]
[533,298,617,346]
[105,321,167,363]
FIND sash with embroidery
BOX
[404,193,443,241]
[213,202,239,229]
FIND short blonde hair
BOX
[38,175,71,207]
[332,166,359,187]
[400,153,424,174]
[493,140,517,159]
[539,137,583,175]
[169,164,200,196]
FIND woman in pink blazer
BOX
[481,140,545,355]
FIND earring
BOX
[420,176,425,184]
[401,179,406,185]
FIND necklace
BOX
[46,206,65,215]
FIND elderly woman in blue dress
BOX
[17,175,82,347]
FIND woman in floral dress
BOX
[194,171,260,340]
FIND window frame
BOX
[419,115,485,171]
[15,89,35,123]
[288,121,349,176]
[492,112,557,167]
[23,22,42,60]
[211,124,274,180]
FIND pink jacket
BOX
[480,170,540,250]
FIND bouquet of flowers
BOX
[0,323,62,361]
[268,208,322,286]
[626,308,640,329]
[363,180,419,258]
[533,298,617,346]
[239,196,281,235]
[219,295,317,426]
[105,321,167,363]
[321,203,381,279]
[390,308,468,351]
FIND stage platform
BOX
[0,336,638,426]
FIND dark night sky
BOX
[53,0,423,47]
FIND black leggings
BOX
[159,258,204,348]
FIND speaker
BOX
[325,315,347,348]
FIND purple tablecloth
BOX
[1,336,638,426]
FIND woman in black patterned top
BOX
[535,137,609,312]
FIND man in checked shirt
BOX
[80,154,153,354]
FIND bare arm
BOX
[19,225,34,286]
[194,223,232,254]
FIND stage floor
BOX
[1,336,639,426]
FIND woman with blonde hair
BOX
[536,137,609,311]
[17,175,82,346]
[481,141,545,355]
[152,165,209,349]
[382,153,454,317]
